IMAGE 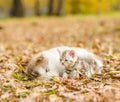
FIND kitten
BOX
[26,46,70,79]
[58,49,103,78]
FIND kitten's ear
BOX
[57,49,62,56]
[70,50,75,57]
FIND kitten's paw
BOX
[67,79,76,83]
[62,72,69,78]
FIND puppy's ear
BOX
[36,55,44,64]
[70,50,75,57]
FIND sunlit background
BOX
[0,0,120,18]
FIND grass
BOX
[0,11,120,22]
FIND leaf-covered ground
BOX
[0,15,120,102]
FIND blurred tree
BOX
[56,0,64,15]
[34,0,41,15]
[48,0,54,15]
[67,0,81,14]
[10,0,24,17]
[66,0,116,14]
[112,0,120,10]
[98,0,102,13]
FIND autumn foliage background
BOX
[0,0,120,102]
[0,0,120,17]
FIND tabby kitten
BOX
[58,49,103,78]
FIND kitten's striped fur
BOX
[59,49,103,78]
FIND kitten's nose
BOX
[61,62,64,65]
